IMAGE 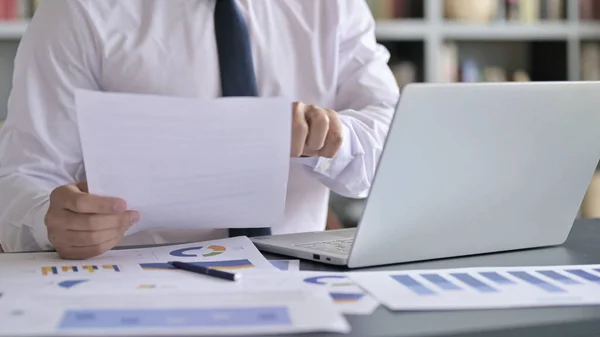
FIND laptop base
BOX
[251,228,355,266]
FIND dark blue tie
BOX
[214,0,272,238]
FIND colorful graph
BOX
[41,265,121,276]
[390,268,600,297]
[565,269,600,283]
[58,280,89,289]
[303,276,354,287]
[303,275,365,304]
[169,245,226,258]
[58,307,292,329]
[140,259,254,271]
[391,275,437,296]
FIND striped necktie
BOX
[214,0,272,237]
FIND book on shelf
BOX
[581,42,600,80]
[444,0,566,22]
[366,0,423,19]
[368,0,577,22]
[579,0,600,20]
[438,41,531,83]
[0,0,37,21]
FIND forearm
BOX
[0,0,101,253]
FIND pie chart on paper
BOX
[169,245,227,258]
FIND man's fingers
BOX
[291,102,309,157]
[48,214,133,260]
[304,106,329,153]
[319,109,344,158]
[56,234,124,260]
[66,225,129,248]
[67,210,140,232]
[51,184,127,214]
[45,207,139,232]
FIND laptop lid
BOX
[347,82,600,269]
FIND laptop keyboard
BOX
[293,238,354,255]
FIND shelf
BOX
[440,21,577,40]
[0,20,29,39]
[376,20,600,41]
[578,23,600,39]
[375,20,429,40]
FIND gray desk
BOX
[264,219,600,337]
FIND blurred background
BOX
[0,0,598,228]
[332,0,600,228]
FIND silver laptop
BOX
[251,81,600,269]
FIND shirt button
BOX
[319,160,331,172]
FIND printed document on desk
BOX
[0,236,277,280]
[299,271,380,315]
[75,89,291,235]
[0,273,351,336]
[350,264,600,311]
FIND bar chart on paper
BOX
[349,265,600,311]
[301,273,380,315]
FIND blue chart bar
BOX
[479,272,515,285]
[536,270,580,285]
[391,275,436,296]
[450,273,497,293]
[59,307,292,329]
[420,274,461,291]
[508,271,566,293]
[565,269,600,283]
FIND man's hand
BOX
[291,102,344,158]
[45,182,139,260]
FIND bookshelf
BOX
[371,0,600,86]
[351,0,600,226]
[0,1,597,84]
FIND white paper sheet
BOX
[3,270,303,298]
[349,264,600,311]
[0,277,350,336]
[298,271,379,315]
[75,89,291,235]
[269,260,301,271]
[0,237,277,280]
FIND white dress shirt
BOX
[0,0,399,252]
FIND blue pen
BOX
[168,261,241,282]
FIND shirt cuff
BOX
[27,198,54,251]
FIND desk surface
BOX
[8,219,599,337]
[264,219,600,337]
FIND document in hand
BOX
[75,90,291,235]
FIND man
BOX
[0,0,399,259]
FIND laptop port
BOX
[313,254,320,260]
